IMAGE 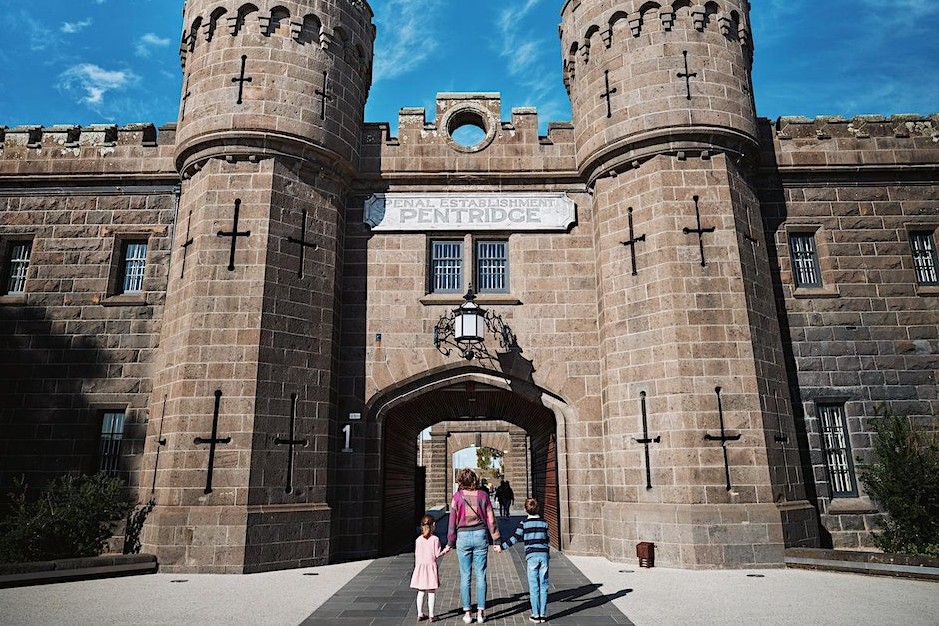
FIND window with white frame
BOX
[120,241,148,294]
[475,240,508,293]
[430,240,463,293]
[910,231,939,286]
[3,241,32,295]
[99,411,126,477]
[429,238,511,295]
[818,403,857,497]
[790,233,822,288]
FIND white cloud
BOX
[752,1,800,44]
[135,32,171,58]
[496,1,549,77]
[493,0,568,124]
[372,0,441,82]
[13,11,59,52]
[59,63,138,107]
[61,19,92,34]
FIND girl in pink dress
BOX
[411,514,451,622]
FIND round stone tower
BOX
[561,0,818,568]
[561,0,758,180]
[142,0,375,573]
[175,0,374,177]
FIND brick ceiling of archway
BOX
[384,381,555,441]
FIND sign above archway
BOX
[365,193,576,232]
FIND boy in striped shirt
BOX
[500,498,550,623]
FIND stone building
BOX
[0,0,936,573]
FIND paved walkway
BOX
[302,516,631,625]
[3,514,939,625]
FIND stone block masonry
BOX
[0,124,177,497]
[758,114,939,550]
[2,0,938,572]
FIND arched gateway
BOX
[369,368,571,555]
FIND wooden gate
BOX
[381,422,419,554]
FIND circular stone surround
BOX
[441,104,498,153]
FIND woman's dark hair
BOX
[456,468,479,489]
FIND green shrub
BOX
[0,474,132,564]
[858,411,939,557]
[123,499,155,555]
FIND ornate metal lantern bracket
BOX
[433,288,518,361]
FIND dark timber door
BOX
[415,465,427,525]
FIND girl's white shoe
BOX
[476,611,485,623]
[462,613,472,624]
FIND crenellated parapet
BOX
[773,114,939,141]
[174,0,375,182]
[357,93,577,181]
[0,123,177,180]
[179,1,374,78]
[562,0,757,182]
[562,0,752,89]
[758,114,939,174]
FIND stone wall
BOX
[2,107,938,566]
[0,124,177,496]
[758,114,939,549]
[337,95,603,556]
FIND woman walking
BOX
[447,468,502,624]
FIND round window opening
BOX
[451,124,487,148]
[444,108,494,153]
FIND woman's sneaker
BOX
[476,611,485,623]
[462,613,472,624]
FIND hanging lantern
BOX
[433,286,518,361]
[454,289,486,343]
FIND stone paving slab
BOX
[3,534,939,625]
[301,516,633,625]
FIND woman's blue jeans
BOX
[527,553,550,617]
[456,528,490,611]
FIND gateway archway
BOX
[424,421,531,509]
[371,367,569,555]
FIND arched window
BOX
[207,7,228,41]
[297,14,322,45]
[639,2,663,35]
[703,1,720,29]
[267,6,291,37]
[673,0,693,26]
[609,11,630,43]
[235,3,260,36]
[188,17,203,52]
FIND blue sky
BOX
[0,1,936,134]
